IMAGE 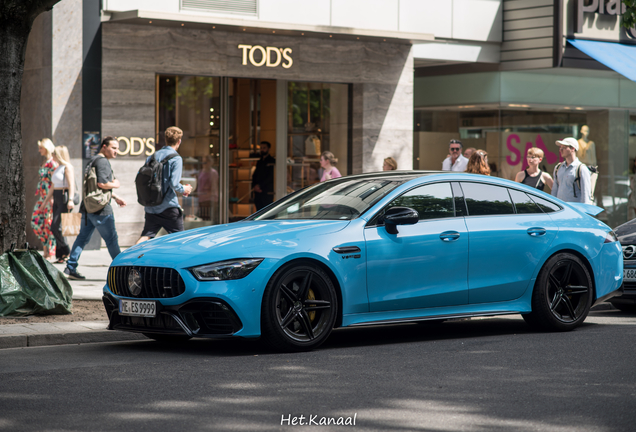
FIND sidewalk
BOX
[0,248,146,349]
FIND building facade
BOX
[22,0,503,247]
[414,0,636,228]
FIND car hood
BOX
[615,218,636,245]
[115,220,351,265]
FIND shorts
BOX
[141,207,184,239]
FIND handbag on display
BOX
[61,212,82,237]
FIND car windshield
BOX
[251,177,405,220]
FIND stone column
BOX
[352,46,414,174]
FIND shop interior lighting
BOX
[458,105,476,108]
[564,107,571,110]
[210,108,214,112]
[575,107,584,110]
[181,23,184,26]
[508,104,529,108]
[149,21,152,23]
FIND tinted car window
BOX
[509,189,544,214]
[253,178,402,220]
[461,182,514,216]
[530,195,561,213]
[387,182,455,220]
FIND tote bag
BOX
[61,212,82,236]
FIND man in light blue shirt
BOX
[136,126,192,244]
[551,137,592,204]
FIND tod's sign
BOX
[238,44,293,68]
[576,0,636,37]
[117,137,156,156]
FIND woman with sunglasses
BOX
[514,147,553,191]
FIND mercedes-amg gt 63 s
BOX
[103,172,623,351]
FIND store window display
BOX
[577,125,597,166]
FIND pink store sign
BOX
[500,132,564,181]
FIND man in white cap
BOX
[551,137,592,204]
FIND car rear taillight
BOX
[604,231,618,243]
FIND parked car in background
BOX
[102,172,623,351]
[612,218,636,312]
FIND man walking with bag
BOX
[551,137,592,204]
[64,137,127,280]
[135,126,192,244]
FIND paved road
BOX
[1,310,635,432]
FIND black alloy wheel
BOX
[523,253,593,331]
[261,263,337,352]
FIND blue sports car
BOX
[102,172,623,351]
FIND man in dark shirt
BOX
[64,137,127,280]
[251,141,276,210]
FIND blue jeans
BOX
[66,213,121,272]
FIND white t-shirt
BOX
[442,155,469,172]
[52,165,68,188]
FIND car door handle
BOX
[527,227,547,237]
[440,231,460,242]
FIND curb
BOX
[0,330,146,349]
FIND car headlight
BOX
[189,258,263,281]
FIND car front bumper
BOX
[103,293,245,338]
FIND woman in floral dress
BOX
[32,138,58,259]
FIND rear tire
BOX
[261,262,337,352]
[524,253,592,331]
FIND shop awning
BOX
[568,39,636,82]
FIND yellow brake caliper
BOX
[307,289,316,321]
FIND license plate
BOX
[119,299,156,317]
[624,269,636,282]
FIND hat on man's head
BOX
[555,137,579,151]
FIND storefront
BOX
[413,0,636,229]
[96,18,414,244]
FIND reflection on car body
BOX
[102,171,623,351]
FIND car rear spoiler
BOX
[568,203,604,217]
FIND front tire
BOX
[261,262,337,352]
[523,253,592,331]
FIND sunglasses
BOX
[450,147,461,151]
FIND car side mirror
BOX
[383,206,419,234]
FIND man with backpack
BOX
[135,126,192,244]
[64,137,127,280]
[551,137,592,205]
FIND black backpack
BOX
[135,153,179,206]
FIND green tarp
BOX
[0,249,72,316]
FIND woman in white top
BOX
[41,145,75,263]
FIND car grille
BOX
[108,266,186,298]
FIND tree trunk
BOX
[0,20,31,253]
[0,0,60,253]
